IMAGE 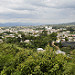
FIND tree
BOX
[65,37,68,41]
[40,29,47,36]
[49,32,57,41]
[0,42,75,75]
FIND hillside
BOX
[0,22,75,27]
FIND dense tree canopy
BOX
[0,43,75,75]
[0,31,75,75]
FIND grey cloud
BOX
[29,0,75,9]
[47,0,75,9]
[0,0,75,24]
[0,13,40,19]
[12,7,36,11]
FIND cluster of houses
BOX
[0,26,75,43]
[56,31,75,43]
[1,26,75,55]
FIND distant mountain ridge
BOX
[0,22,75,27]
[59,22,75,25]
[0,23,42,27]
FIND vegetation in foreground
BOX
[0,43,75,75]
[0,30,75,75]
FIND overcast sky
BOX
[0,0,75,24]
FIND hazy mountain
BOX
[59,22,75,25]
[0,22,42,27]
[0,22,75,27]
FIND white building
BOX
[45,26,52,30]
[24,40,30,43]
[37,48,44,51]
[56,50,65,55]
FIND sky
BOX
[0,0,75,24]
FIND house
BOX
[37,48,44,51]
[45,26,52,30]
[56,38,61,43]
[56,50,65,55]
[34,34,39,37]
[5,34,15,38]
[24,40,30,43]
[62,42,75,48]
[68,37,73,41]
[18,34,22,38]
[61,37,65,42]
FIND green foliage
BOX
[3,31,13,35]
[40,29,47,36]
[2,32,57,50]
[4,37,21,44]
[65,37,68,41]
[49,32,57,41]
[61,47,73,54]
[30,32,57,49]
[0,43,75,75]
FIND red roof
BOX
[72,35,75,37]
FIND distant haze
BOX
[0,22,75,27]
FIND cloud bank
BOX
[0,0,75,24]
